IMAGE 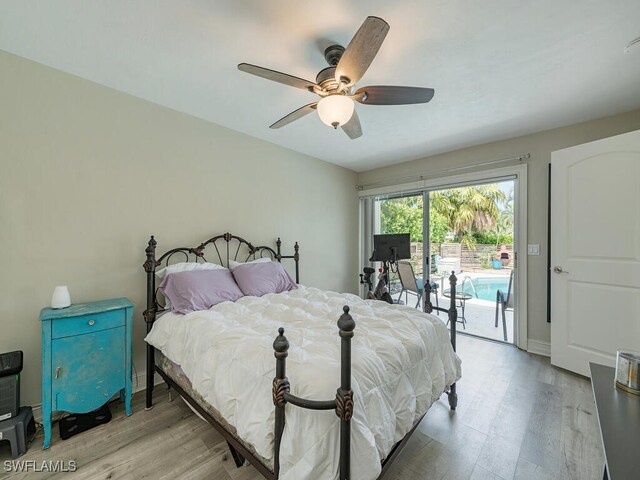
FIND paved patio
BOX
[392,283,514,344]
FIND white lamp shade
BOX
[51,286,71,309]
[317,95,355,128]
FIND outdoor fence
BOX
[407,242,514,275]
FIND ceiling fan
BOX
[237,16,435,139]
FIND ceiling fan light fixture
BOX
[317,95,354,128]
[238,17,433,139]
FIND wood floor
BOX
[0,336,604,479]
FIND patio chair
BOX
[397,261,439,312]
[495,269,514,341]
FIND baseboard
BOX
[31,404,43,423]
[131,370,165,395]
[527,339,551,357]
[30,370,164,423]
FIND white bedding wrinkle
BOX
[145,286,461,480]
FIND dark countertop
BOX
[589,362,640,480]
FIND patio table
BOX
[442,290,473,328]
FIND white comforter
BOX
[145,286,461,480]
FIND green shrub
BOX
[379,197,449,244]
[479,252,494,269]
[429,210,448,244]
[473,231,514,245]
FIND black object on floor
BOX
[59,403,112,440]
[0,350,23,421]
[0,406,35,458]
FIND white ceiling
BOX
[1,1,640,172]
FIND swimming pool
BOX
[460,276,510,301]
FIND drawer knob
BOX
[88,320,95,326]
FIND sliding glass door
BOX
[374,194,425,304]
[428,180,515,343]
[370,177,517,344]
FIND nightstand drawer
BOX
[52,309,125,339]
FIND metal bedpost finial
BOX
[338,305,356,336]
[276,237,282,260]
[144,235,158,272]
[273,327,289,356]
[449,270,457,285]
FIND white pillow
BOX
[228,257,272,271]
[155,261,226,280]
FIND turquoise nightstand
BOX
[40,298,133,449]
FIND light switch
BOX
[527,244,540,255]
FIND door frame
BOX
[359,164,528,350]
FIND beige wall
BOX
[0,50,359,407]
[358,109,640,346]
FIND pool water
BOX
[460,276,510,301]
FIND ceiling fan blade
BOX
[335,16,390,85]
[352,86,435,105]
[269,103,318,129]
[341,110,362,139]
[238,63,318,92]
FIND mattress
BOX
[145,286,461,480]
[154,349,272,469]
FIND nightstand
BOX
[40,298,133,449]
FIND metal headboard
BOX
[142,232,300,323]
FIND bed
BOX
[142,232,461,480]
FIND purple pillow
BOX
[159,269,244,314]
[232,262,298,297]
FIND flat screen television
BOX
[372,233,411,262]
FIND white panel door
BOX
[551,130,640,377]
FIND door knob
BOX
[553,266,569,274]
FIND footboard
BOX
[272,306,355,480]
[424,271,458,410]
[272,272,459,480]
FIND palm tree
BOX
[496,188,514,248]
[430,185,506,248]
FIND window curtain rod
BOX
[355,153,530,191]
